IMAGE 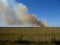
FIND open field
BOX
[0,27,60,45]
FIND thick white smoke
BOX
[0,0,47,27]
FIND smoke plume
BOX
[0,0,47,27]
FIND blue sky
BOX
[0,0,60,27]
[15,0,60,27]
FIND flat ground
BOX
[0,27,60,45]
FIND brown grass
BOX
[0,27,60,45]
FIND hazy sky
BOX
[0,0,60,27]
[15,0,60,27]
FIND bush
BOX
[14,39,33,44]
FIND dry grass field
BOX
[0,27,60,45]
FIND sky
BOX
[15,0,60,27]
[0,0,60,27]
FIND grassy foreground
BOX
[0,27,60,45]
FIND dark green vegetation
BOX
[0,27,60,45]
